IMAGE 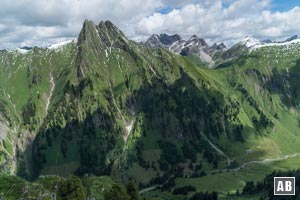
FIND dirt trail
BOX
[232,153,300,172]
[139,185,160,194]
[207,153,300,175]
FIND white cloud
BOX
[0,0,162,49]
[1,0,300,48]
[135,0,300,46]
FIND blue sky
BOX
[1,0,300,48]
[159,0,300,13]
[272,0,299,11]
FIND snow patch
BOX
[241,36,263,48]
[169,40,185,53]
[95,26,99,35]
[47,39,76,50]
[125,120,134,136]
[253,38,300,49]
[241,36,300,51]
[8,48,30,54]
[15,48,30,54]
[105,49,108,57]
[124,120,134,142]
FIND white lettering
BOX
[277,181,284,192]
[285,181,292,191]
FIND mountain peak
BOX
[240,36,264,48]
[78,19,97,42]
[262,39,272,43]
[20,46,32,50]
[83,19,94,25]
[210,43,227,51]
[97,20,126,42]
[78,19,126,48]
[285,35,299,42]
[145,33,182,48]
[158,33,182,45]
[186,35,207,47]
[76,19,129,79]
[144,33,227,67]
[99,20,114,27]
[98,20,119,32]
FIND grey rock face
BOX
[209,43,227,52]
[144,33,227,66]
[145,34,182,48]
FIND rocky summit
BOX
[145,33,227,67]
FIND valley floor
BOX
[141,155,300,199]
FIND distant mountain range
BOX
[8,31,300,69]
[144,33,300,67]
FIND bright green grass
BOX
[144,155,300,200]
[270,115,300,154]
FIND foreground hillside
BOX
[0,174,142,200]
[0,20,299,199]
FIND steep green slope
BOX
[28,20,257,183]
[143,42,300,199]
[0,20,299,199]
[0,43,77,175]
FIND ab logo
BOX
[274,177,295,195]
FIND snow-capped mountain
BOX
[240,35,300,51]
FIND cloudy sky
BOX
[1,0,300,49]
